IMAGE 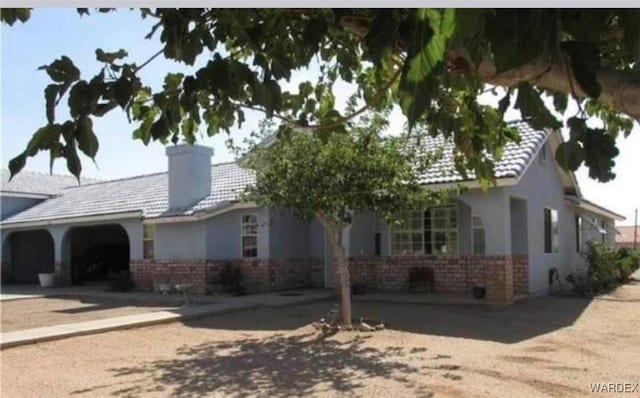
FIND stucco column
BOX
[49,225,71,285]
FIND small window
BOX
[600,220,606,243]
[143,224,155,259]
[374,232,382,256]
[575,215,582,252]
[544,208,559,253]
[472,215,485,255]
[241,214,258,258]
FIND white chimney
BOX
[166,144,213,209]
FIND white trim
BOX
[566,197,625,222]
[241,212,259,259]
[1,191,52,199]
[1,211,142,229]
[144,202,258,224]
[423,177,518,191]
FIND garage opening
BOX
[6,230,55,283]
[66,224,130,285]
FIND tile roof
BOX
[415,121,549,184]
[2,122,549,226]
[2,162,255,225]
[1,169,100,196]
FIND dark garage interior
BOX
[8,230,55,283]
[67,224,130,285]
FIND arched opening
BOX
[64,224,130,285]
[5,230,55,284]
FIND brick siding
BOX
[347,255,525,304]
[512,255,529,296]
[130,258,322,295]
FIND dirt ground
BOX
[2,280,640,398]
[0,296,176,332]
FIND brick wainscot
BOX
[130,258,323,295]
[347,255,526,304]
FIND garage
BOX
[7,230,55,283]
[66,224,130,285]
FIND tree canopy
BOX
[2,8,638,183]
[242,109,451,325]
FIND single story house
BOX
[0,122,624,303]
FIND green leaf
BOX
[555,140,584,171]
[113,76,133,109]
[561,41,601,99]
[25,124,60,156]
[65,140,82,181]
[40,56,80,84]
[96,48,128,63]
[1,8,31,26]
[44,84,59,124]
[76,116,99,159]
[8,152,27,180]
[399,9,456,129]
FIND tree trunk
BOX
[316,213,352,327]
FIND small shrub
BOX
[218,262,245,296]
[586,242,618,292]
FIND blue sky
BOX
[1,9,638,224]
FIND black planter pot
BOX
[472,286,486,299]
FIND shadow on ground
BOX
[180,293,592,344]
[104,333,427,397]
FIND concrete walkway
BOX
[0,289,332,349]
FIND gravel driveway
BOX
[2,279,639,397]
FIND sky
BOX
[1,9,638,225]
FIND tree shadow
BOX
[350,297,592,344]
[104,333,428,397]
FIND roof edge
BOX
[566,195,625,221]
[1,210,143,229]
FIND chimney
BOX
[166,144,213,209]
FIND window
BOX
[143,224,155,259]
[241,214,258,258]
[544,208,559,253]
[601,220,606,243]
[575,215,582,252]
[391,205,458,255]
[472,215,485,254]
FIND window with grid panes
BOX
[241,214,258,258]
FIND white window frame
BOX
[241,213,259,258]
[390,205,459,256]
[143,224,155,259]
[544,208,559,254]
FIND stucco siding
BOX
[1,196,43,220]
[205,208,270,260]
[155,221,207,260]
[507,144,576,295]
[268,208,310,259]
[349,212,376,257]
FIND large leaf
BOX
[65,140,82,181]
[8,152,27,180]
[399,8,456,129]
[44,84,59,124]
[39,56,80,85]
[76,116,99,159]
[555,140,585,171]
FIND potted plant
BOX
[38,271,56,287]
